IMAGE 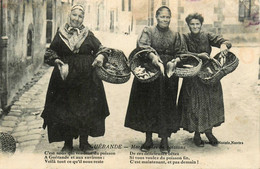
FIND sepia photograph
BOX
[0,0,259,168]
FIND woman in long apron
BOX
[41,4,110,152]
[178,13,232,147]
[125,6,186,153]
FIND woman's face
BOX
[188,19,202,34]
[69,9,84,28]
[156,9,171,29]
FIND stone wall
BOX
[0,0,71,109]
[5,1,47,108]
[177,0,259,43]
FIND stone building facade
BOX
[0,0,71,110]
[75,0,259,80]
[76,0,259,42]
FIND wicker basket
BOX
[174,54,202,77]
[129,49,160,83]
[95,48,131,84]
[0,132,16,155]
[198,51,239,85]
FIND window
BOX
[26,24,34,65]
[46,0,53,20]
[128,0,131,11]
[46,21,53,43]
[110,10,115,32]
[239,0,259,21]
[116,8,118,22]
[162,0,167,5]
[122,0,125,11]
[148,0,154,26]
[27,25,33,57]
[46,0,53,43]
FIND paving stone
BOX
[18,121,27,126]
[28,103,44,108]
[0,126,14,133]
[22,93,33,98]
[9,109,22,112]
[10,109,22,113]
[28,120,42,126]
[19,105,30,109]
[27,90,38,94]
[24,107,42,112]
[12,131,28,138]
[31,111,41,116]
[8,111,23,117]
[28,124,42,130]
[18,98,31,102]
[17,134,41,142]
[3,116,19,121]
[24,90,36,94]
[28,128,43,135]
[14,126,28,132]
[20,140,40,147]
[1,121,17,127]
[22,145,36,152]
[14,101,29,105]
[36,115,43,120]
[29,88,38,92]
[10,106,22,111]
[25,116,36,121]
[33,84,42,87]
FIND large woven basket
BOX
[129,49,160,83]
[198,51,239,85]
[95,48,131,84]
[174,54,202,77]
[0,132,16,155]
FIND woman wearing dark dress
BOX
[125,6,186,153]
[178,13,232,147]
[41,4,109,152]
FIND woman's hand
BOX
[197,52,210,60]
[149,53,165,76]
[54,59,64,66]
[92,54,105,67]
[166,58,180,78]
[220,44,229,56]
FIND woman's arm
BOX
[137,26,164,75]
[89,31,108,67]
[208,32,232,56]
[44,33,63,66]
[137,26,158,55]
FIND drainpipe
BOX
[0,0,8,111]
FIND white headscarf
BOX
[71,4,85,14]
[59,4,89,53]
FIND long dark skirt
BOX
[178,77,224,133]
[125,75,180,138]
[41,55,109,143]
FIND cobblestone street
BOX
[0,32,259,169]
[0,67,52,153]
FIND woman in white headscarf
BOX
[41,4,110,152]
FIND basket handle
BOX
[130,49,159,64]
[175,53,198,61]
[96,47,113,56]
[134,49,158,59]
[97,48,130,68]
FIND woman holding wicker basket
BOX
[41,5,110,152]
[125,6,186,153]
[178,13,232,147]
